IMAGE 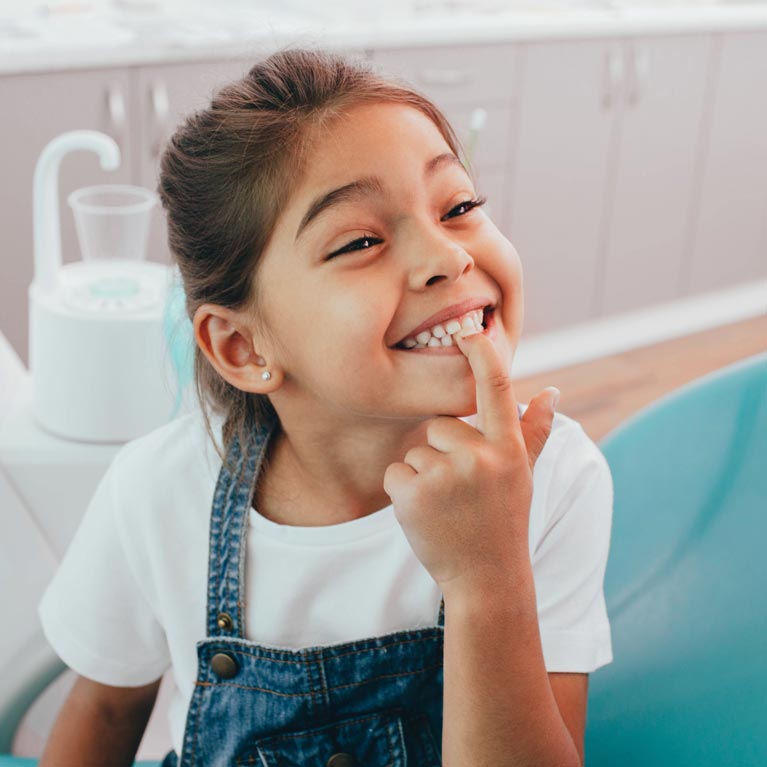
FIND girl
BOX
[38,48,613,766]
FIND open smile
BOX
[393,306,496,354]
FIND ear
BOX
[193,303,283,394]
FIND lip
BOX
[393,296,496,347]
[397,308,497,354]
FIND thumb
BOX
[521,387,559,470]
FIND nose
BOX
[407,235,474,291]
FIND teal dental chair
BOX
[586,351,767,765]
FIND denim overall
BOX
[161,418,445,767]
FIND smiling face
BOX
[254,101,524,425]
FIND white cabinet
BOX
[599,35,713,316]
[509,35,715,335]
[508,40,616,335]
[369,44,520,232]
[686,31,767,294]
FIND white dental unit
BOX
[0,131,195,757]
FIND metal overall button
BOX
[217,612,234,631]
[326,754,356,767]
[211,652,239,679]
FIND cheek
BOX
[479,233,522,298]
[483,236,524,340]
[332,285,394,337]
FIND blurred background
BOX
[0,0,765,761]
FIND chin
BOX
[429,393,478,419]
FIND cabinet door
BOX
[686,31,767,293]
[510,41,617,334]
[133,57,258,265]
[0,68,134,367]
[599,35,713,316]
[508,40,616,335]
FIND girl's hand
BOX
[383,330,559,597]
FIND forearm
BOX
[441,565,582,767]
[39,686,151,767]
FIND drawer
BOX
[370,43,517,107]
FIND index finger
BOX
[454,328,519,440]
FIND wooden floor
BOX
[514,314,767,444]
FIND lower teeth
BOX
[400,309,489,349]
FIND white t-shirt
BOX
[39,405,613,756]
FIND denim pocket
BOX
[235,708,440,767]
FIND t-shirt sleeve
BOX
[533,427,614,673]
[38,451,170,686]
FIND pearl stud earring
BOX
[261,371,271,381]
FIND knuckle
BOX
[511,431,527,455]
[426,416,453,440]
[488,370,513,394]
[404,446,421,464]
[457,446,482,476]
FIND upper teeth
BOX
[401,309,484,349]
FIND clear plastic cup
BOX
[68,184,158,262]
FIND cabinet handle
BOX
[628,43,650,105]
[602,47,623,110]
[417,68,471,87]
[150,80,170,160]
[106,83,126,154]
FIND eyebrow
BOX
[294,152,466,242]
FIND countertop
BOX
[1,3,767,75]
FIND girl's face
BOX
[256,102,524,423]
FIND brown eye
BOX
[442,196,488,221]
[326,235,383,260]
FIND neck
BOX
[254,414,432,527]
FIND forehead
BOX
[296,102,454,196]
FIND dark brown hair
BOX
[158,47,465,471]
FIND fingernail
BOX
[456,328,482,339]
[546,387,560,409]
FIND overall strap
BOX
[205,419,277,638]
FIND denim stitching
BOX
[314,649,332,708]
[234,424,275,637]
[234,712,400,765]
[206,432,240,637]
[225,442,247,634]
[234,750,271,766]
[328,635,443,661]
[196,633,442,665]
[273,711,390,739]
[326,663,443,692]
[185,674,204,767]
[397,716,407,767]
[193,680,317,697]
[193,662,441,696]
[305,649,327,716]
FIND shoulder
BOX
[110,409,223,493]
[103,409,224,544]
